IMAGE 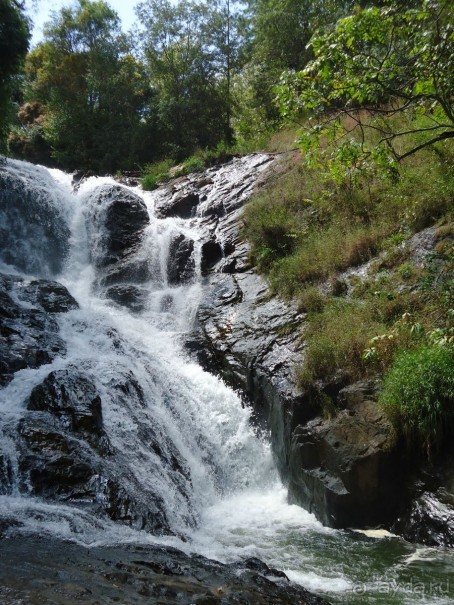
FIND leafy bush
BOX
[141,158,174,190]
[379,345,454,455]
[141,173,159,191]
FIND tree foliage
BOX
[0,0,30,150]
[276,0,454,170]
[17,0,150,171]
[136,0,246,157]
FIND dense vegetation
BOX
[1,0,452,453]
[1,0,407,172]
[243,0,453,455]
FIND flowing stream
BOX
[0,158,453,604]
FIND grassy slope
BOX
[243,124,454,453]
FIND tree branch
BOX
[396,131,454,161]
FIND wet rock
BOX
[115,171,141,188]
[103,480,169,533]
[86,184,151,289]
[394,491,454,547]
[28,367,103,441]
[18,414,98,502]
[0,537,331,605]
[105,284,147,312]
[155,190,199,219]
[102,187,150,257]
[392,451,454,547]
[288,384,405,528]
[0,273,67,386]
[201,240,223,273]
[167,233,195,285]
[17,279,79,313]
[13,364,184,533]
[0,159,70,276]
[189,271,311,477]
[0,448,15,495]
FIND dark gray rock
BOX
[28,367,103,441]
[392,451,454,547]
[0,273,68,386]
[155,190,199,219]
[18,414,98,502]
[189,272,312,478]
[105,284,147,312]
[0,159,70,276]
[288,383,405,528]
[18,279,79,313]
[167,233,195,285]
[201,240,223,273]
[0,536,331,605]
[394,492,454,547]
[85,184,151,290]
[101,186,150,261]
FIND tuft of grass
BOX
[297,300,388,389]
[379,345,454,456]
[141,158,174,190]
[266,224,386,296]
[298,286,327,313]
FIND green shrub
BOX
[182,155,205,174]
[379,345,454,455]
[141,158,174,190]
[141,173,159,191]
[298,286,327,313]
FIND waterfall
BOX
[0,156,283,537]
[1,158,454,605]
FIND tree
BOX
[20,0,150,172]
[209,0,249,143]
[136,0,242,157]
[276,1,454,169]
[0,0,30,150]
[242,0,354,127]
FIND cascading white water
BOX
[1,158,454,605]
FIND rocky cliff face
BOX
[174,155,401,529]
[180,155,454,541]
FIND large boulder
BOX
[0,159,70,276]
[85,185,151,294]
[167,233,195,285]
[288,382,405,528]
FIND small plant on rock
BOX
[379,344,454,457]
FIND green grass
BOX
[141,159,174,190]
[140,142,241,191]
[379,345,454,456]
[243,115,454,451]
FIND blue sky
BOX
[27,0,141,46]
